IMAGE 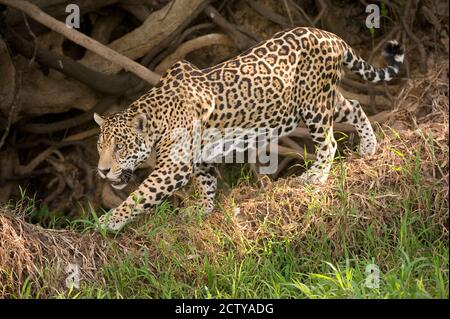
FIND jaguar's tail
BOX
[343,41,404,83]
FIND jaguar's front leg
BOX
[98,162,193,232]
[192,163,218,215]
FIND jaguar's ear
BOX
[133,113,147,133]
[93,113,104,126]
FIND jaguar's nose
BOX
[98,168,110,178]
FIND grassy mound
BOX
[0,64,448,298]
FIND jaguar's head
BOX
[94,111,152,190]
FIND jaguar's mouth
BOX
[110,169,133,190]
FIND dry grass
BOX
[0,205,107,296]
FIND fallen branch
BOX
[272,156,296,179]
[341,77,397,96]
[340,87,391,108]
[204,5,257,50]
[5,0,120,26]
[83,10,125,55]
[0,38,19,146]
[155,33,236,74]
[148,22,215,70]
[0,21,140,95]
[0,0,160,84]
[8,57,100,119]
[80,0,210,74]
[117,2,151,23]
[63,128,99,142]
[19,96,118,134]
[275,144,315,161]
[246,0,293,28]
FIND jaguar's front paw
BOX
[97,211,128,233]
[201,204,214,216]
[358,140,377,157]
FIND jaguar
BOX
[93,27,404,232]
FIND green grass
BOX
[57,182,449,298]
[5,129,449,299]
[62,215,448,299]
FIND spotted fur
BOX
[94,27,404,231]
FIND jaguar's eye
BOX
[114,143,123,152]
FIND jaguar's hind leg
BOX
[192,163,218,214]
[334,91,377,156]
[299,103,337,185]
